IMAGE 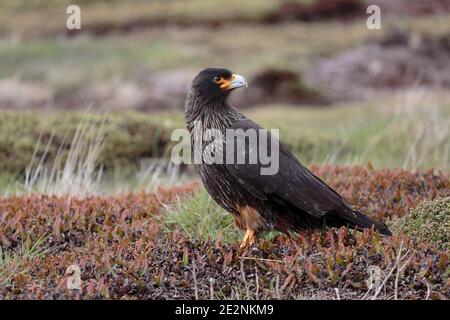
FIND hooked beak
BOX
[221,74,248,91]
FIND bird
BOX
[184,68,391,248]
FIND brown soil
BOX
[266,0,450,24]
[231,68,329,108]
[265,0,365,23]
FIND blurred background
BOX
[0,0,449,194]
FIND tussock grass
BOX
[23,115,106,196]
[110,159,189,194]
[2,112,187,196]
[394,89,450,170]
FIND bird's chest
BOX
[190,116,228,164]
[192,126,243,213]
[197,162,244,214]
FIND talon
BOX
[240,229,257,249]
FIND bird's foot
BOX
[240,229,257,249]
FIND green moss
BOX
[393,197,450,250]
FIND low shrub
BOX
[0,167,449,299]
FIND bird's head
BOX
[190,68,248,102]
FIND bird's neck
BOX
[185,88,240,132]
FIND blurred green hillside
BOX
[0,0,449,192]
[1,0,449,110]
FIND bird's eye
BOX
[214,76,222,83]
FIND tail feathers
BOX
[330,210,392,236]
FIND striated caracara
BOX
[184,68,391,248]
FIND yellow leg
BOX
[240,229,257,249]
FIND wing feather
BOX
[224,119,350,218]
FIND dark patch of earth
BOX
[306,31,450,100]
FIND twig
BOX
[240,260,250,300]
[192,262,199,300]
[209,277,215,300]
[394,256,401,300]
[239,256,285,264]
[255,266,260,300]
[372,241,410,300]
[275,275,280,300]
[424,280,431,300]
[372,247,403,300]
[394,251,412,300]
[335,288,341,300]
[361,285,373,300]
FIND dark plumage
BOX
[185,68,391,247]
